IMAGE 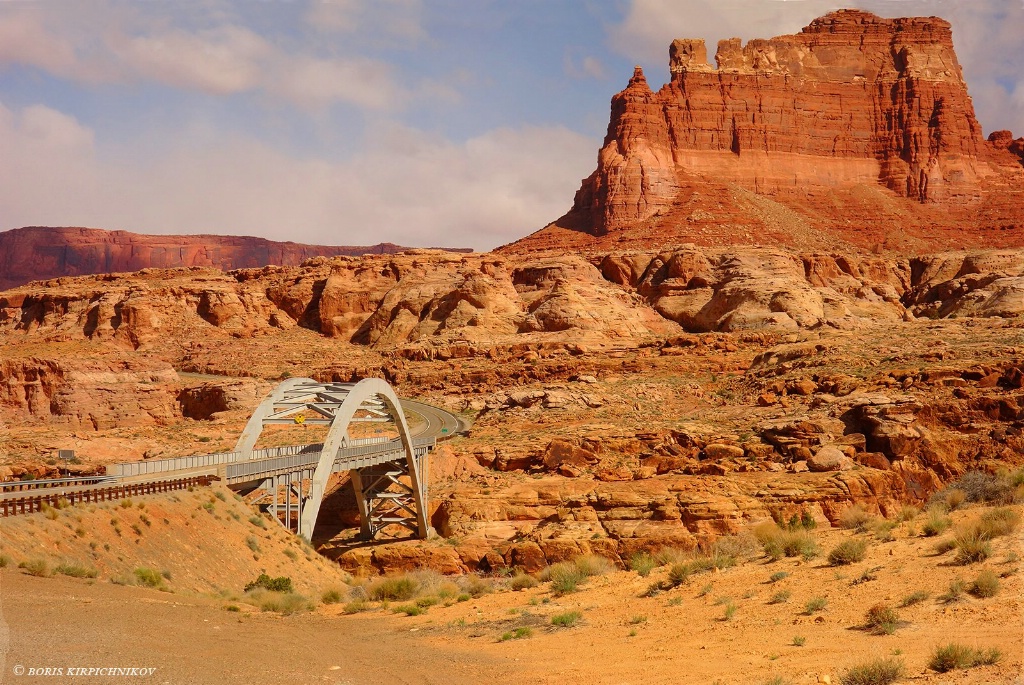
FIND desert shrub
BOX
[248,515,266,528]
[840,657,905,685]
[953,529,992,564]
[0,554,10,568]
[933,537,957,555]
[628,552,657,577]
[762,678,792,685]
[458,573,493,598]
[828,539,868,566]
[970,570,1000,598]
[653,547,689,565]
[896,505,920,522]
[940,577,967,603]
[864,603,899,635]
[509,572,539,591]
[929,643,1002,672]
[977,506,1021,538]
[55,562,98,579]
[928,487,966,512]
[900,590,930,607]
[921,508,951,536]
[343,600,368,614]
[573,554,616,577]
[769,590,791,604]
[246,589,311,615]
[321,588,345,604]
[792,636,806,647]
[393,604,423,616]
[415,596,439,609]
[951,471,1014,504]
[120,498,134,509]
[245,536,260,553]
[547,563,587,595]
[722,602,737,621]
[367,574,417,601]
[499,626,533,641]
[667,562,691,587]
[134,567,164,588]
[839,504,874,531]
[551,610,582,627]
[20,559,50,577]
[769,571,789,583]
[711,533,760,559]
[245,573,293,593]
[805,597,827,614]
[755,523,818,560]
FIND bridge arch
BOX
[234,377,428,542]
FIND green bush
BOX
[840,657,905,685]
[769,590,791,604]
[244,573,293,593]
[321,588,344,604]
[628,552,657,577]
[499,626,533,641]
[394,603,425,616]
[928,643,1001,672]
[828,539,867,566]
[805,597,827,614]
[245,536,261,553]
[551,610,582,627]
[768,571,789,583]
[134,567,164,588]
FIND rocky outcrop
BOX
[510,10,1024,253]
[0,226,469,290]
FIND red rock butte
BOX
[507,9,1024,255]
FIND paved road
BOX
[401,399,467,440]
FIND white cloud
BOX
[0,3,415,111]
[608,0,1024,136]
[0,101,595,251]
[303,0,426,42]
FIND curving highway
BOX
[401,398,468,440]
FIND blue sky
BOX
[0,0,1021,251]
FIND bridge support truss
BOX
[234,378,429,542]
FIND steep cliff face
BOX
[0,226,463,290]
[523,10,1024,252]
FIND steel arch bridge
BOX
[234,377,431,542]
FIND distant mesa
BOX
[0,226,472,290]
[506,9,1024,254]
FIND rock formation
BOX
[511,10,1024,253]
[0,226,470,290]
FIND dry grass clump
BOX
[952,507,1020,564]
[839,504,876,532]
[457,573,493,599]
[864,603,899,635]
[754,523,819,561]
[19,558,50,577]
[665,550,736,588]
[540,554,613,595]
[54,562,99,579]
[970,569,1000,598]
[509,572,539,591]
[367,574,419,601]
[628,552,657,577]
[710,533,761,560]
[839,657,904,685]
[245,588,312,615]
[828,538,868,566]
[928,643,1002,672]
[921,507,951,536]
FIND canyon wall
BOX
[0,226,470,290]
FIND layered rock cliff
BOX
[512,10,1024,253]
[0,226,469,290]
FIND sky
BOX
[0,0,1021,252]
